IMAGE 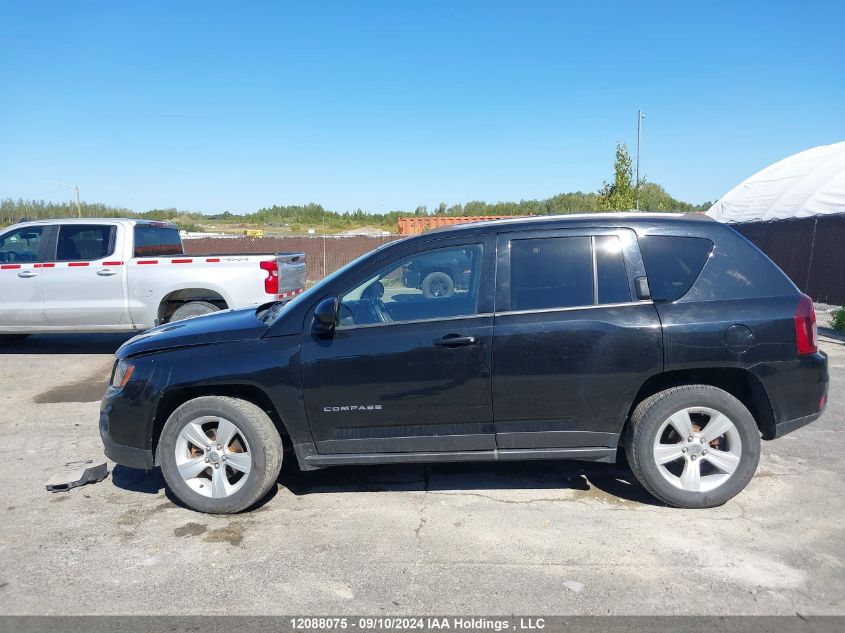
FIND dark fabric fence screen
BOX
[734,213,845,305]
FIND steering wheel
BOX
[362,281,393,323]
[5,251,18,263]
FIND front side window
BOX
[0,226,44,263]
[338,244,484,327]
[56,225,115,261]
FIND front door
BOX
[0,225,48,328]
[492,229,662,450]
[40,223,128,327]
[301,238,495,454]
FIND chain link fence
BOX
[182,234,402,283]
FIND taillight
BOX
[794,294,817,355]
[260,260,279,295]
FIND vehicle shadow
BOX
[278,452,662,506]
[0,333,134,355]
[111,464,281,512]
[111,451,662,509]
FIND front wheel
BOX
[158,396,283,514]
[626,385,760,508]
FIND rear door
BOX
[41,223,128,327]
[0,225,49,328]
[492,228,662,450]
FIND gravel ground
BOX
[0,332,843,615]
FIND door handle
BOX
[17,271,37,279]
[97,269,118,276]
[433,334,478,347]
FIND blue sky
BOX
[1,1,843,214]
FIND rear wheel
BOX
[168,300,220,322]
[158,396,283,514]
[626,385,760,508]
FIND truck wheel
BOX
[157,396,283,514]
[625,385,760,508]
[169,301,220,322]
[421,271,454,298]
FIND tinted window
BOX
[510,237,593,310]
[56,225,114,261]
[0,226,44,263]
[134,226,183,257]
[338,244,483,327]
[596,235,630,304]
[639,235,713,301]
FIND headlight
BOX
[111,360,135,389]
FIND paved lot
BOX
[0,333,843,615]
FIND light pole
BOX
[636,110,645,211]
[54,182,82,217]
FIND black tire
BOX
[421,271,454,298]
[157,396,283,514]
[168,300,220,322]
[625,385,761,508]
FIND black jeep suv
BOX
[100,213,828,513]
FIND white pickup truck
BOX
[0,218,305,337]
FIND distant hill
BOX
[1,184,711,231]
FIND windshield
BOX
[259,241,398,323]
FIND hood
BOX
[117,306,270,358]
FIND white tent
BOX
[706,140,845,223]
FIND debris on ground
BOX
[45,463,109,492]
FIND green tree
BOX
[597,143,641,211]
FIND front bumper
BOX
[99,382,158,470]
[101,426,155,469]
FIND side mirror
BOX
[312,297,338,333]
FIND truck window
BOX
[56,225,115,261]
[133,226,183,257]
[0,226,44,263]
[510,237,594,310]
[638,235,713,301]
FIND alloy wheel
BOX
[174,416,252,498]
[652,406,742,493]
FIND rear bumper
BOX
[765,351,829,439]
[772,410,825,439]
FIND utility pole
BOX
[54,182,82,217]
[636,110,644,211]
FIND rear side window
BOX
[596,235,630,304]
[133,226,183,257]
[510,237,594,310]
[638,235,713,301]
[56,225,115,261]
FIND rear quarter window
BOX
[133,226,184,257]
[638,235,713,301]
